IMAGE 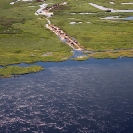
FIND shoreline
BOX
[1,56,133,79]
[0,0,133,78]
[35,2,83,50]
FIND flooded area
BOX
[89,3,133,12]
[101,16,133,20]
[0,58,133,132]
[71,50,87,58]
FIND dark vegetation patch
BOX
[52,5,70,11]
[0,18,25,34]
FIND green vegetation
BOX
[0,0,133,77]
[50,0,133,58]
[89,49,133,59]
[0,0,72,67]
[51,1,133,51]
[0,65,44,78]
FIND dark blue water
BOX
[0,58,133,133]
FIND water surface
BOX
[0,58,133,133]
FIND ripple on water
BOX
[0,59,133,132]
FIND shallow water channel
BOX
[101,16,133,20]
[0,58,133,133]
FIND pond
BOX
[101,16,133,20]
[0,58,133,133]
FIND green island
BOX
[0,65,44,78]
[0,0,133,77]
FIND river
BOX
[0,58,133,133]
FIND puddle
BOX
[101,16,133,20]
[124,16,133,20]
[69,21,82,24]
[71,50,88,58]
[110,2,115,4]
[121,2,133,4]
[70,12,95,15]
[101,16,120,20]
[69,22,76,24]
[112,10,133,13]
[10,2,15,4]
[59,36,67,43]
[69,21,90,24]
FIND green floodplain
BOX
[0,0,133,77]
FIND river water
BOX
[0,58,133,133]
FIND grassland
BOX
[0,65,44,78]
[0,0,133,77]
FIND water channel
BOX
[0,58,133,133]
